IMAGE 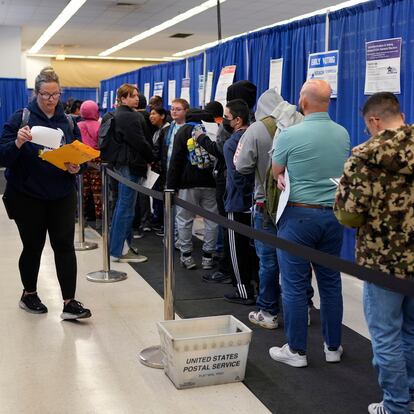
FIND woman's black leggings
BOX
[11,189,77,300]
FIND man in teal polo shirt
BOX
[270,79,350,367]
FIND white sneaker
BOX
[269,344,307,367]
[368,401,389,414]
[324,342,343,362]
[181,255,196,269]
[119,249,148,263]
[249,310,278,329]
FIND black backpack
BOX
[98,112,121,163]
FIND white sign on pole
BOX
[180,78,190,103]
[269,58,284,93]
[307,51,339,98]
[214,65,236,106]
[198,74,205,107]
[364,37,402,95]
[144,83,150,102]
[205,71,214,104]
[168,80,176,105]
[109,90,114,108]
[102,91,108,109]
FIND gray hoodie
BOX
[234,88,303,202]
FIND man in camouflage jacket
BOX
[334,92,414,414]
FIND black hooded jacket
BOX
[166,109,216,190]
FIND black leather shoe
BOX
[202,271,232,284]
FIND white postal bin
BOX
[157,315,252,389]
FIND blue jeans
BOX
[277,206,343,352]
[109,166,140,258]
[253,209,281,315]
[364,282,414,414]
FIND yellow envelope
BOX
[40,140,100,171]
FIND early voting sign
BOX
[364,38,402,95]
[307,51,339,98]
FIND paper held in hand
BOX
[31,126,63,149]
[40,140,100,170]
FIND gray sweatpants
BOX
[176,187,218,255]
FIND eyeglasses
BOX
[39,92,61,100]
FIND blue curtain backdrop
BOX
[0,78,27,136]
[60,87,98,105]
[329,0,414,260]
[188,52,204,108]
[205,35,248,102]
[247,15,326,104]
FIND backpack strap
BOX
[65,114,75,134]
[261,116,277,138]
[20,108,30,128]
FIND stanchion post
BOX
[163,189,175,321]
[74,174,98,251]
[86,163,127,283]
[139,189,176,369]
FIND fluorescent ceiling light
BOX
[26,53,176,62]
[173,0,370,57]
[99,0,226,57]
[29,0,87,54]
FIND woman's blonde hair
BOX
[34,66,60,93]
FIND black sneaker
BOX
[203,271,232,284]
[61,300,92,320]
[224,290,255,306]
[19,291,48,314]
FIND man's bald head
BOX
[299,79,332,114]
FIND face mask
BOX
[222,118,234,134]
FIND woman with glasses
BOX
[0,66,91,320]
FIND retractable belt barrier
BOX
[106,167,414,298]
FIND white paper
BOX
[364,37,402,95]
[141,167,159,189]
[30,126,63,149]
[102,91,108,109]
[180,78,190,103]
[154,81,164,98]
[276,169,290,224]
[168,80,176,105]
[144,83,150,102]
[205,71,214,104]
[269,58,283,92]
[307,51,339,98]
[201,121,219,142]
[215,65,236,107]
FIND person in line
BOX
[234,88,285,327]
[271,79,350,367]
[149,106,170,235]
[167,106,218,270]
[0,67,91,320]
[78,100,102,228]
[196,81,257,283]
[335,92,414,414]
[221,99,257,305]
[107,84,153,263]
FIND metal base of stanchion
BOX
[139,345,164,369]
[86,270,127,283]
[74,241,98,251]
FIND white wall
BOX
[0,26,22,78]
[23,56,52,89]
